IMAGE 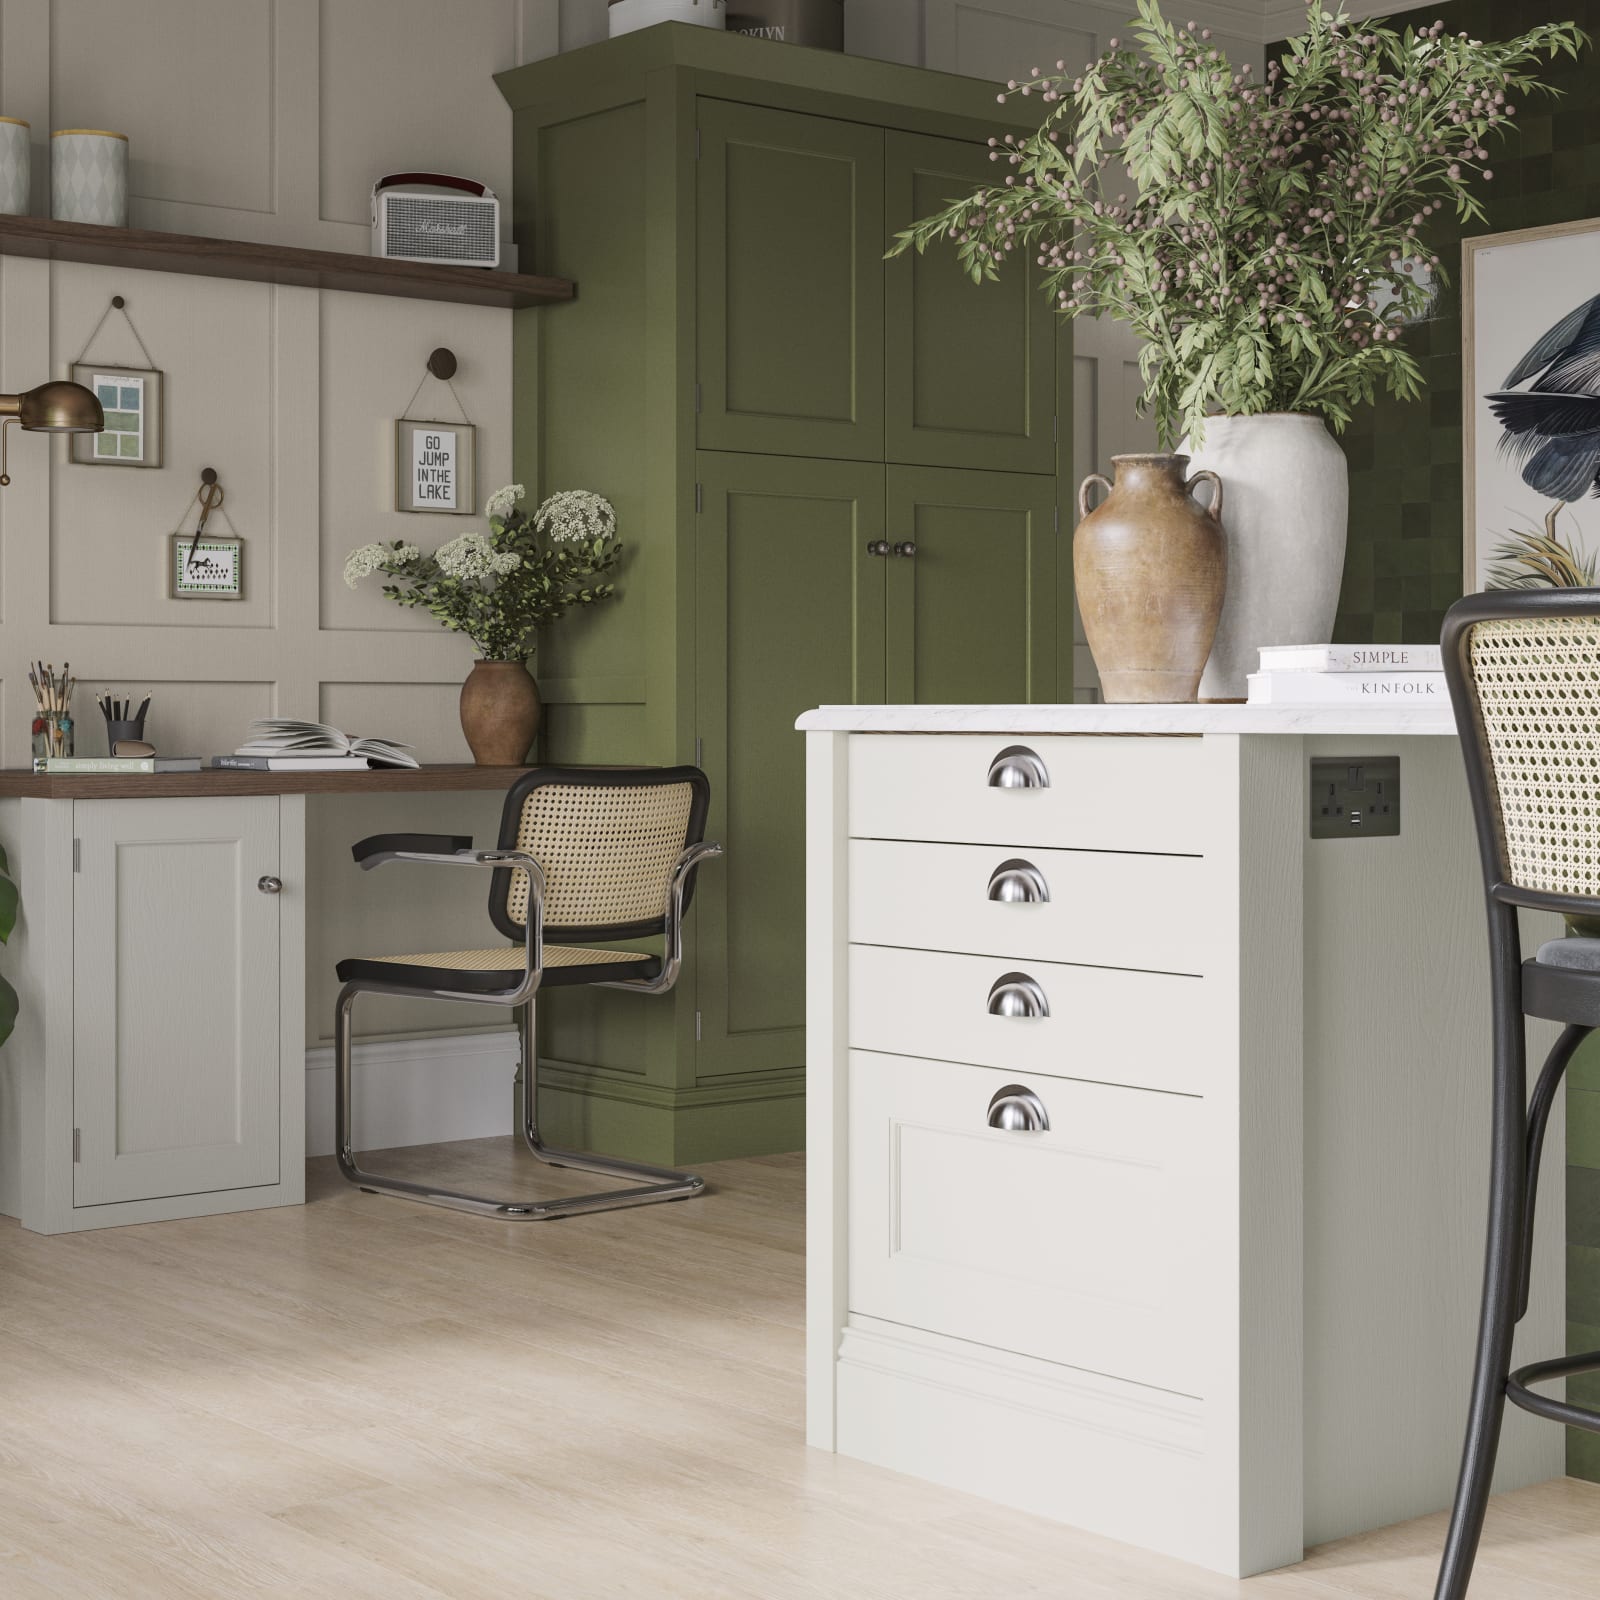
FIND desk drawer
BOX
[849,839,1210,975]
[848,1050,1209,1395]
[849,944,1209,1095]
[848,734,1208,854]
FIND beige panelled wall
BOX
[0,0,562,1047]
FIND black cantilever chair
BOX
[333,765,721,1222]
[1437,591,1600,1599]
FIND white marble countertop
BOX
[795,702,1460,736]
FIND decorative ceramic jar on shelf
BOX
[51,128,127,227]
[1074,453,1227,704]
[727,0,844,47]
[0,116,30,215]
[609,0,725,37]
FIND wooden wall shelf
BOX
[0,215,573,310]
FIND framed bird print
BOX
[1464,217,1600,591]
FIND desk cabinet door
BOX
[73,797,281,1206]
[697,100,885,460]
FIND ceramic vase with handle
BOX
[1178,413,1349,700]
[1073,453,1228,704]
[459,660,541,766]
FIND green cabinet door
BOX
[697,100,885,461]
[885,131,1058,474]
[694,452,886,1080]
[885,465,1061,704]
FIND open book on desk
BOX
[213,718,420,771]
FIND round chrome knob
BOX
[893,540,917,557]
[986,971,1049,1019]
[257,875,282,895]
[987,745,1050,789]
[987,1085,1050,1133]
[865,540,891,557]
[987,859,1049,904]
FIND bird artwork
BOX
[1486,291,1600,503]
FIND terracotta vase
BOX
[1074,453,1228,704]
[459,660,541,766]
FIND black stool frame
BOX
[1437,590,1600,1600]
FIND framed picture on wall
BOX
[69,362,164,468]
[395,417,475,515]
[1464,217,1600,591]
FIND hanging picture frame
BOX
[395,416,476,515]
[170,532,244,599]
[71,361,164,468]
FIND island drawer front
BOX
[849,945,1210,1096]
[849,839,1210,975]
[848,1050,1209,1397]
[848,734,1210,855]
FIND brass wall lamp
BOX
[0,380,104,485]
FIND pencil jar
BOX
[52,128,127,227]
[0,117,29,215]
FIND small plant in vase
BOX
[889,1,1585,699]
[345,486,621,764]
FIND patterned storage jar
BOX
[0,117,30,215]
[52,128,127,227]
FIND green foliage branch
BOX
[889,1,1586,445]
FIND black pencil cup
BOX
[106,718,146,752]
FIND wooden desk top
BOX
[0,764,534,800]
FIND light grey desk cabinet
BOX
[0,793,306,1233]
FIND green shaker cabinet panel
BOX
[885,466,1060,705]
[886,132,1058,474]
[697,100,885,461]
[694,452,886,1079]
[499,29,1067,1162]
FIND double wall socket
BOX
[1310,755,1400,840]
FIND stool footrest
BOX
[1507,1349,1600,1434]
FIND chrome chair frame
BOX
[334,838,722,1220]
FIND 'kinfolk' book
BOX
[1258,643,1443,673]
[1246,670,1445,704]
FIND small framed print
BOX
[71,363,164,468]
[396,417,475,514]
[170,533,244,599]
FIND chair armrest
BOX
[352,832,473,867]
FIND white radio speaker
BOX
[371,173,499,269]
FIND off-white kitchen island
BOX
[799,703,1564,1578]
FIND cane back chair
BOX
[1438,591,1600,1598]
[333,765,721,1221]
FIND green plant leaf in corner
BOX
[0,974,17,1048]
[0,845,16,946]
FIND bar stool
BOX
[1437,591,1600,1598]
[332,765,721,1221]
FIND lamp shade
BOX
[18,379,103,433]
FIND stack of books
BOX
[1246,644,1446,705]
[212,718,419,771]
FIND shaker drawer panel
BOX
[849,945,1209,1096]
[848,1050,1210,1395]
[849,839,1210,975]
[848,734,1208,855]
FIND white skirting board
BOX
[303,1030,517,1157]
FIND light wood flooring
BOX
[1,1139,1596,1598]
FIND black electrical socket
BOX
[1309,755,1400,840]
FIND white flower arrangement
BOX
[533,489,617,545]
[342,485,622,661]
[344,541,417,589]
[435,531,522,582]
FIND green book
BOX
[34,756,203,774]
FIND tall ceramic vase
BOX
[1179,413,1348,700]
[1074,453,1227,704]
[459,660,541,765]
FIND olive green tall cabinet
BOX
[496,25,1070,1164]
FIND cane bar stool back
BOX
[332,766,720,1221]
[1437,592,1600,1600]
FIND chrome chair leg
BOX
[334,984,705,1221]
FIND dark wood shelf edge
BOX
[0,215,574,311]
[0,764,534,799]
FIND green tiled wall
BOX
[1276,0,1600,1479]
